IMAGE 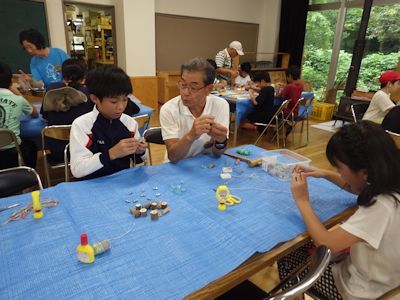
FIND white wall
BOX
[44,0,280,76]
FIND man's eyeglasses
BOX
[177,80,206,94]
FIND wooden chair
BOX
[264,245,332,300]
[41,125,71,187]
[143,127,164,165]
[254,100,289,146]
[0,166,43,198]
[0,128,24,166]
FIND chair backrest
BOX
[0,166,43,198]
[351,103,369,122]
[0,128,25,166]
[298,97,314,118]
[143,127,164,144]
[133,114,151,130]
[41,125,71,144]
[386,130,400,149]
[265,245,332,300]
[254,100,289,145]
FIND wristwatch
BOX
[214,138,228,149]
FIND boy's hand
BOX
[108,138,140,160]
[135,140,148,154]
[291,171,310,205]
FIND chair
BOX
[41,125,71,187]
[351,103,369,122]
[0,128,25,166]
[386,130,400,149]
[254,100,290,146]
[0,166,43,198]
[133,114,151,134]
[143,127,164,165]
[283,96,314,149]
[264,245,332,300]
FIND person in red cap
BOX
[362,70,400,123]
[215,41,244,82]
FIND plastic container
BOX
[311,102,336,121]
[261,149,311,181]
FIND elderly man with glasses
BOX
[160,57,230,163]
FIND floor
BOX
[38,108,336,297]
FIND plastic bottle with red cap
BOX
[76,233,95,263]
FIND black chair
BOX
[351,103,370,122]
[0,166,43,198]
[254,100,290,146]
[264,245,332,300]
[143,127,164,165]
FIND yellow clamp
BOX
[215,185,241,211]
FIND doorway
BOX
[63,2,117,69]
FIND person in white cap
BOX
[215,41,244,82]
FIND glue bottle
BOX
[76,233,95,263]
[31,190,43,219]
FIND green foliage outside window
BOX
[302,4,400,102]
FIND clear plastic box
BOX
[261,149,311,181]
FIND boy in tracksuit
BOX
[70,66,147,180]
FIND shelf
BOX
[95,60,114,65]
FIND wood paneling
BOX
[155,13,258,71]
[130,76,158,109]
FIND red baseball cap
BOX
[379,70,400,84]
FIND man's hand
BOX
[208,122,228,143]
[189,115,215,140]
[108,138,141,160]
[230,70,239,78]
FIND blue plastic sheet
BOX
[0,152,354,299]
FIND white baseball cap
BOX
[229,41,244,56]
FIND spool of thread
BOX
[93,240,111,255]
[161,201,168,209]
[143,202,151,209]
[161,207,170,216]
[150,202,158,210]
[31,190,43,219]
[150,209,159,221]
[140,208,147,217]
[135,203,142,211]
[130,208,141,217]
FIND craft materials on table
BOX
[1,193,59,226]
[215,185,241,211]
[76,233,95,264]
[130,200,170,220]
[32,190,43,219]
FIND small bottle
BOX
[31,190,43,219]
[76,233,95,264]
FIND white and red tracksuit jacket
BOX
[70,106,146,180]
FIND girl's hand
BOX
[291,171,310,205]
[293,164,325,178]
